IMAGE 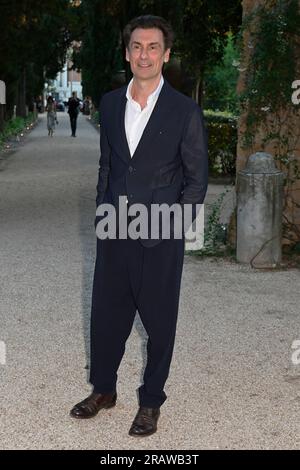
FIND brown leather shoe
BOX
[128,406,160,437]
[70,392,117,419]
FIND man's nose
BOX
[140,48,148,59]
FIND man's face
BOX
[126,28,170,81]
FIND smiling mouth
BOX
[138,64,151,67]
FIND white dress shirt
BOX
[125,75,164,157]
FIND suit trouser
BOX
[69,114,78,136]
[89,236,185,408]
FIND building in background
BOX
[52,58,82,104]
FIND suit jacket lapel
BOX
[118,89,132,163]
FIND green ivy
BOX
[239,0,300,162]
[186,189,231,257]
[238,0,300,243]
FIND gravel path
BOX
[0,112,299,450]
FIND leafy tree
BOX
[174,0,242,104]
[203,33,240,113]
[72,0,123,106]
[0,0,75,118]
[73,0,242,107]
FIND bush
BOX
[0,113,36,149]
[91,110,99,126]
[204,110,237,177]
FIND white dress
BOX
[46,103,56,131]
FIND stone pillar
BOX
[237,152,284,267]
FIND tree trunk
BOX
[17,68,27,118]
[195,76,203,106]
[0,105,4,132]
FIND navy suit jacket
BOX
[95,78,208,247]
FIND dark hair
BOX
[47,96,54,103]
[123,15,174,50]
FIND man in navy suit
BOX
[71,15,208,437]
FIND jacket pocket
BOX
[152,161,182,188]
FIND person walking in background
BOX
[82,96,91,116]
[46,96,57,137]
[67,91,80,137]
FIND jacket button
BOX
[128,166,134,173]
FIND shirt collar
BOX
[126,75,164,106]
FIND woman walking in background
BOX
[46,96,57,137]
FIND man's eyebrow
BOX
[131,41,161,46]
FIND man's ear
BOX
[125,48,130,62]
[164,48,171,63]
